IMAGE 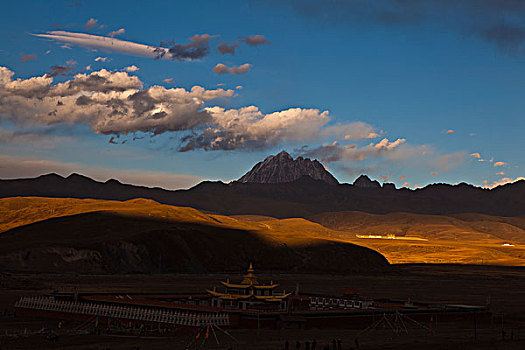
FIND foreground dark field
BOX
[1,265,525,349]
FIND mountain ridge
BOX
[0,171,524,217]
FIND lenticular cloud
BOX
[33,31,213,62]
[34,31,165,59]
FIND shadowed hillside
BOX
[0,198,388,274]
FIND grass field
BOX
[1,197,525,266]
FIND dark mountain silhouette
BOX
[0,171,523,218]
[353,175,381,188]
[239,151,339,185]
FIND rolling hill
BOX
[0,197,388,274]
[1,197,525,270]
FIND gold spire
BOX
[241,262,258,285]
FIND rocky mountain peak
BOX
[238,151,339,185]
[353,175,381,188]
[275,150,293,160]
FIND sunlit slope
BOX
[310,211,525,265]
[2,197,525,267]
[0,197,388,274]
[0,197,219,233]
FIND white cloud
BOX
[494,161,507,167]
[34,31,167,59]
[244,35,270,46]
[0,66,232,137]
[0,154,202,190]
[0,66,374,151]
[212,63,251,75]
[296,137,410,163]
[185,106,332,151]
[108,28,125,37]
[470,152,481,159]
[374,138,406,150]
[85,18,99,30]
[94,56,108,62]
[379,174,392,182]
[123,65,139,72]
[483,176,525,189]
[321,122,377,141]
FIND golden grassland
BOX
[1,197,525,266]
[308,211,525,265]
[0,197,340,249]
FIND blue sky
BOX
[0,0,523,189]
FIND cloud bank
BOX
[0,66,375,151]
[295,138,410,163]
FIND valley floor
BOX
[333,237,525,266]
[1,265,525,349]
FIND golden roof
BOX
[206,289,292,301]
[253,293,291,300]
[206,289,252,300]
[220,281,279,289]
[253,284,279,289]
[220,281,251,288]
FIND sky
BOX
[0,0,523,189]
